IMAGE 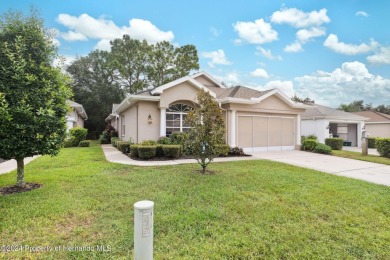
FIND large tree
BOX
[67,50,124,137]
[0,10,72,187]
[186,89,225,173]
[338,100,390,114]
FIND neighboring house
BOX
[105,104,120,130]
[66,100,88,131]
[108,71,308,153]
[351,111,390,138]
[301,104,368,147]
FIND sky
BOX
[1,0,390,107]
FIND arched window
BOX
[166,104,192,136]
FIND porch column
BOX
[230,110,236,147]
[357,122,364,148]
[296,114,301,146]
[160,107,166,137]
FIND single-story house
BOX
[105,103,120,130]
[351,111,390,138]
[301,104,368,147]
[66,100,88,131]
[108,71,308,153]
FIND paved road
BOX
[251,150,390,186]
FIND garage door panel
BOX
[282,118,294,146]
[268,117,282,146]
[253,117,268,147]
[237,117,253,148]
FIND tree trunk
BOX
[16,157,25,187]
[201,162,206,174]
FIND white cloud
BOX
[296,27,326,43]
[264,80,295,97]
[201,49,231,68]
[324,34,378,55]
[284,42,303,52]
[367,46,390,64]
[294,61,390,106]
[209,27,221,37]
[227,72,240,83]
[53,55,77,71]
[233,19,278,44]
[251,68,269,78]
[57,14,174,50]
[271,7,330,28]
[256,47,282,60]
[94,39,112,51]
[356,11,369,17]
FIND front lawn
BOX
[332,150,390,165]
[1,143,390,259]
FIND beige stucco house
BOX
[352,111,390,138]
[66,100,88,131]
[107,71,308,153]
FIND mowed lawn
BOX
[1,143,390,259]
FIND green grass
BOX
[332,150,390,165]
[1,142,390,259]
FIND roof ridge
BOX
[228,86,241,97]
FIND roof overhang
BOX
[150,76,217,98]
[115,95,161,114]
[301,115,369,122]
[72,105,88,120]
[105,113,119,122]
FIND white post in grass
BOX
[134,200,154,260]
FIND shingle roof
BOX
[351,111,390,122]
[203,85,272,99]
[302,104,367,120]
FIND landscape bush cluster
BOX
[376,138,390,158]
[64,127,89,148]
[301,135,332,154]
[367,137,377,149]
[99,125,118,144]
[325,138,343,150]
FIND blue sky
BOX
[1,0,390,107]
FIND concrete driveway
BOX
[251,150,390,187]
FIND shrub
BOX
[368,137,377,149]
[216,144,230,157]
[130,145,139,157]
[111,137,120,147]
[325,138,343,150]
[156,145,164,157]
[78,140,90,147]
[306,134,318,141]
[302,139,317,151]
[229,147,245,156]
[376,138,390,158]
[170,132,188,145]
[157,136,171,145]
[314,143,332,154]
[99,130,111,144]
[138,146,157,159]
[141,140,157,146]
[63,137,76,148]
[163,145,181,158]
[69,127,87,143]
[117,141,130,154]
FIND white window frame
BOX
[166,104,192,136]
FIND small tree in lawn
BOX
[0,10,72,187]
[186,89,225,173]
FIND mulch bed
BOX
[0,183,42,195]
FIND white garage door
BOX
[237,116,295,153]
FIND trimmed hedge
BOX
[376,138,390,158]
[78,140,90,147]
[63,137,76,148]
[229,147,245,156]
[156,145,164,157]
[138,146,157,159]
[117,141,130,154]
[157,136,171,145]
[302,139,317,151]
[325,138,343,150]
[130,145,139,157]
[216,144,230,157]
[141,140,157,146]
[163,145,181,158]
[314,143,332,154]
[368,137,377,149]
[111,137,120,147]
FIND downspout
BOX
[219,102,228,145]
[136,105,139,143]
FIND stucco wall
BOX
[301,119,329,144]
[366,123,390,138]
[119,105,137,142]
[159,82,198,108]
[193,74,219,87]
[138,102,160,142]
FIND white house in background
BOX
[301,104,368,147]
[351,111,390,138]
[66,100,88,131]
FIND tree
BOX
[291,94,314,104]
[338,100,365,112]
[186,89,225,173]
[67,50,124,137]
[0,10,72,187]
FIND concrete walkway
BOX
[251,150,390,186]
[0,156,40,175]
[102,145,390,186]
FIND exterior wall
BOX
[301,119,329,144]
[159,82,198,108]
[366,123,390,138]
[66,108,85,131]
[119,105,137,142]
[193,75,219,87]
[77,114,84,128]
[138,102,160,142]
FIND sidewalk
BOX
[0,156,40,175]
[101,144,256,166]
[342,146,379,156]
